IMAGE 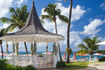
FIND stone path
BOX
[37,68,60,70]
[80,63,105,70]
[37,63,105,70]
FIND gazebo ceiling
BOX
[0,1,64,42]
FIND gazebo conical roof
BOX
[0,1,64,42]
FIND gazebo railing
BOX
[7,54,54,68]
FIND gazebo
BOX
[0,1,64,68]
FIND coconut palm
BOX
[0,29,6,59]
[0,5,29,55]
[78,36,100,58]
[59,0,73,63]
[0,29,9,54]
[41,3,68,61]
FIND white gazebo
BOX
[0,1,64,68]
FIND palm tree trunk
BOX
[24,42,28,55]
[6,42,9,54]
[16,43,19,56]
[67,0,73,63]
[54,20,58,34]
[31,42,34,56]
[13,43,15,53]
[1,44,3,59]
[58,43,62,62]
[46,43,48,53]
[34,42,37,55]
[54,20,62,62]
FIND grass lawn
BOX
[62,62,89,70]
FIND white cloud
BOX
[16,0,27,7]
[56,3,86,22]
[100,1,105,10]
[70,31,82,46]
[0,23,9,31]
[82,19,105,35]
[2,24,9,28]
[0,0,13,18]
[0,0,27,18]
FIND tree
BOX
[66,0,73,63]
[41,3,68,61]
[0,5,29,55]
[0,29,6,59]
[78,36,100,58]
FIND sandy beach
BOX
[0,53,7,56]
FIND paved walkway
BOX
[37,63,105,70]
[37,68,60,70]
[80,63,105,70]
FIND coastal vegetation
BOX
[41,3,68,61]
[0,5,29,55]
[0,59,36,70]
[78,36,100,58]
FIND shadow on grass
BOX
[61,65,87,70]
[60,62,89,70]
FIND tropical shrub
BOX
[66,48,72,55]
[0,59,36,70]
[38,54,43,57]
[56,61,65,68]
[0,59,7,70]
[99,57,105,61]
[23,65,36,70]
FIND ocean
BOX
[0,52,104,60]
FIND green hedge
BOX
[0,59,36,70]
[99,57,105,61]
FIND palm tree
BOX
[31,42,34,56]
[0,5,29,55]
[64,0,72,63]
[0,29,6,59]
[0,29,9,54]
[78,36,100,58]
[41,3,68,61]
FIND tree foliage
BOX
[78,36,100,55]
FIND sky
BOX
[0,0,105,52]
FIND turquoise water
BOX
[0,52,104,60]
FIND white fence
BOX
[7,54,54,68]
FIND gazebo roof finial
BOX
[32,0,35,7]
[31,0,36,11]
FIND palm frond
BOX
[77,50,89,54]
[9,7,16,13]
[58,15,68,23]
[41,15,53,21]
[78,44,88,50]
[0,17,14,23]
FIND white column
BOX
[15,43,18,56]
[53,42,59,67]
[12,42,15,65]
[89,55,92,62]
[33,54,36,67]
[46,42,48,65]
[6,41,9,54]
[33,42,37,67]
[53,54,57,67]
[57,42,60,61]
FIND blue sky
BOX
[0,0,105,52]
